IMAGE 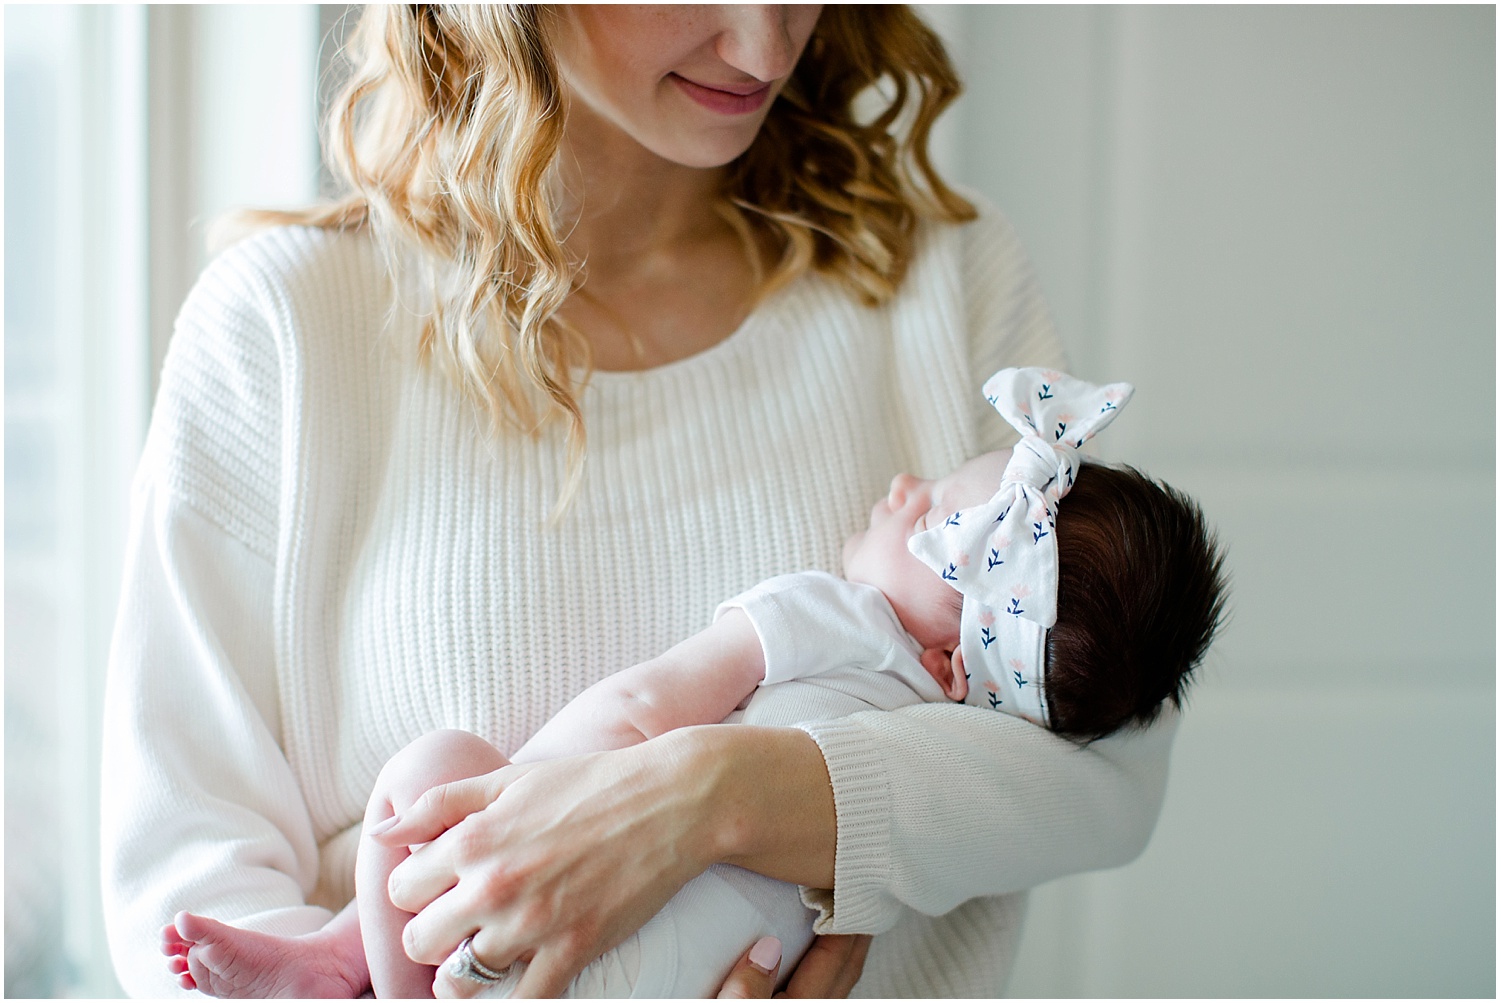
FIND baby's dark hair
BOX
[1045,462,1229,741]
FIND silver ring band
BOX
[448,935,507,985]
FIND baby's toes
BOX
[174,910,214,941]
[161,923,190,956]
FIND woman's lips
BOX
[670,74,772,115]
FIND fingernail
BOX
[368,814,400,836]
[749,935,782,973]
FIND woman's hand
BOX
[716,934,873,999]
[376,725,837,998]
[379,736,721,997]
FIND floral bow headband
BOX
[907,368,1133,724]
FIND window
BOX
[4,6,323,994]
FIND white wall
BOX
[926,6,1495,996]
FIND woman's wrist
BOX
[662,724,836,889]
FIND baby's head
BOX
[844,453,1227,739]
[845,367,1228,741]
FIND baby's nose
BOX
[888,473,919,508]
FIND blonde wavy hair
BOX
[267,4,974,503]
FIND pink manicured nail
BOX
[749,935,782,973]
[368,815,400,836]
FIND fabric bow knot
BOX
[906,367,1133,723]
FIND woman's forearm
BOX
[671,724,837,889]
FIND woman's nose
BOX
[714,6,808,82]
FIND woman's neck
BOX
[554,103,735,279]
[550,101,766,371]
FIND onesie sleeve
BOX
[100,239,331,997]
[790,203,1174,935]
[715,571,912,685]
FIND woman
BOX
[102,5,1175,997]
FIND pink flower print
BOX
[1056,412,1074,425]
[1005,584,1031,617]
[954,552,971,568]
[984,679,1003,709]
[984,680,1000,693]
[978,609,996,628]
[1009,658,1026,673]
[1042,369,1062,382]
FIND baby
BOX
[162,368,1228,998]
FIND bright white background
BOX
[4,5,1494,998]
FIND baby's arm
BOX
[512,608,766,763]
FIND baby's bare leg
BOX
[359,729,511,999]
[162,900,366,998]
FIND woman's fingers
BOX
[397,876,511,968]
[373,768,515,847]
[780,934,871,998]
[386,838,463,920]
[394,739,722,996]
[429,937,512,1000]
[511,944,592,999]
[717,936,782,999]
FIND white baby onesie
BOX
[487,572,946,997]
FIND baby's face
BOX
[843,450,1011,650]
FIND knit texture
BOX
[101,203,1174,997]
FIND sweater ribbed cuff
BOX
[795,714,901,935]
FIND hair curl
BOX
[249,5,974,504]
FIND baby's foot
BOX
[161,912,365,998]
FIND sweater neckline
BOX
[583,272,806,388]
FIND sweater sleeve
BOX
[791,204,1174,935]
[796,705,1176,933]
[100,239,331,997]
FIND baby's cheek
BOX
[840,531,865,575]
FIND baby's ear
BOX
[920,646,969,702]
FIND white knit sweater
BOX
[101,204,1177,998]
